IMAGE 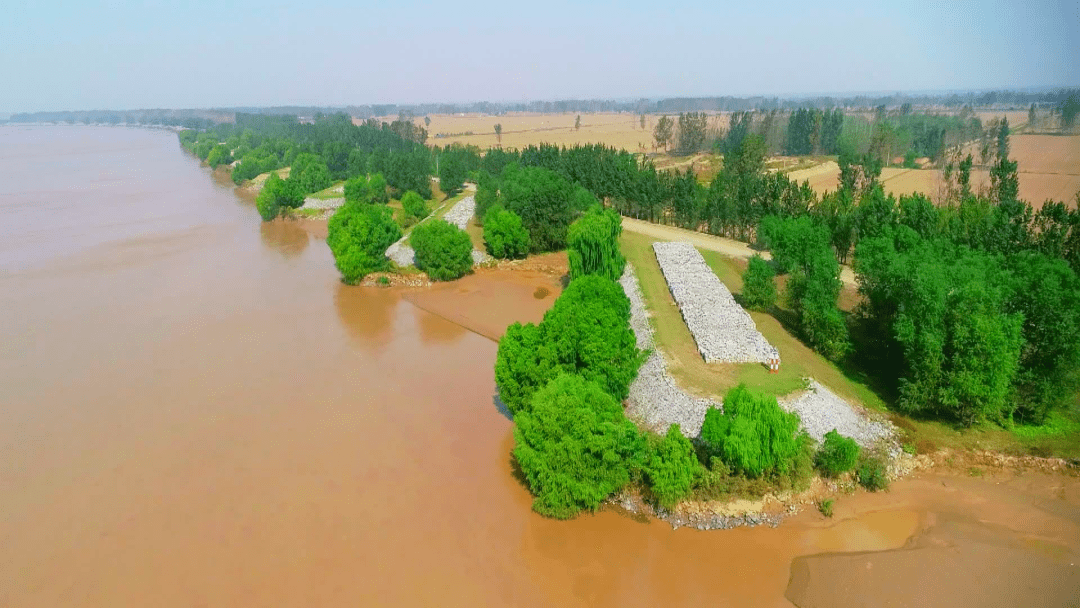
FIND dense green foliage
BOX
[482,206,530,259]
[700,385,805,478]
[856,456,889,492]
[327,203,401,284]
[760,215,849,360]
[180,112,436,199]
[645,425,701,508]
[497,164,586,252]
[741,256,777,311]
[854,228,1080,426]
[400,190,429,223]
[254,173,304,221]
[436,145,477,197]
[410,219,473,281]
[495,275,643,415]
[567,206,626,281]
[512,374,645,519]
[814,430,860,478]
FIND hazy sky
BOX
[2,0,1077,112]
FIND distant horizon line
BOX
[4,84,1079,117]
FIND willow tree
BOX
[567,206,625,281]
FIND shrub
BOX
[818,499,834,518]
[513,374,645,519]
[327,203,402,284]
[495,275,644,415]
[483,206,530,259]
[742,256,777,310]
[401,191,429,222]
[568,206,625,281]
[645,425,701,509]
[856,455,889,492]
[699,385,803,478]
[814,430,860,478]
[411,219,473,281]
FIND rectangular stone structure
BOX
[652,241,778,364]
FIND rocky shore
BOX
[620,264,719,437]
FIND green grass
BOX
[307,181,346,200]
[291,207,324,218]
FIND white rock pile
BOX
[779,380,896,449]
[300,196,345,210]
[385,239,415,267]
[441,195,476,229]
[621,264,719,437]
[652,242,777,364]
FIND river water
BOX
[2,126,1078,607]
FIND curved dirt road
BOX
[621,216,857,286]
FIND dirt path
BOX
[620,217,858,286]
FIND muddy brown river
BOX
[2,126,1078,607]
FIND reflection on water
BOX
[259,219,310,258]
[333,282,396,350]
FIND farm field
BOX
[787,134,1080,207]
[372,112,659,151]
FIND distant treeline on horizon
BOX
[7,87,1079,126]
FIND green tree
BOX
[327,204,402,284]
[495,275,644,415]
[1060,94,1079,129]
[299,160,332,194]
[255,173,284,221]
[344,175,372,205]
[512,374,645,519]
[814,430,860,478]
[700,385,804,479]
[400,190,429,223]
[675,112,709,155]
[653,115,674,151]
[567,206,626,281]
[206,143,231,169]
[742,256,777,311]
[575,115,581,131]
[494,123,502,145]
[482,206,530,259]
[498,164,580,252]
[646,424,701,509]
[438,147,468,197]
[410,219,473,281]
[368,173,389,204]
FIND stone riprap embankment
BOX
[652,242,777,364]
[779,380,896,450]
[442,195,476,229]
[301,196,345,210]
[385,195,489,268]
[621,264,719,437]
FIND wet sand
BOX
[2,126,1079,608]
[787,472,1080,607]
